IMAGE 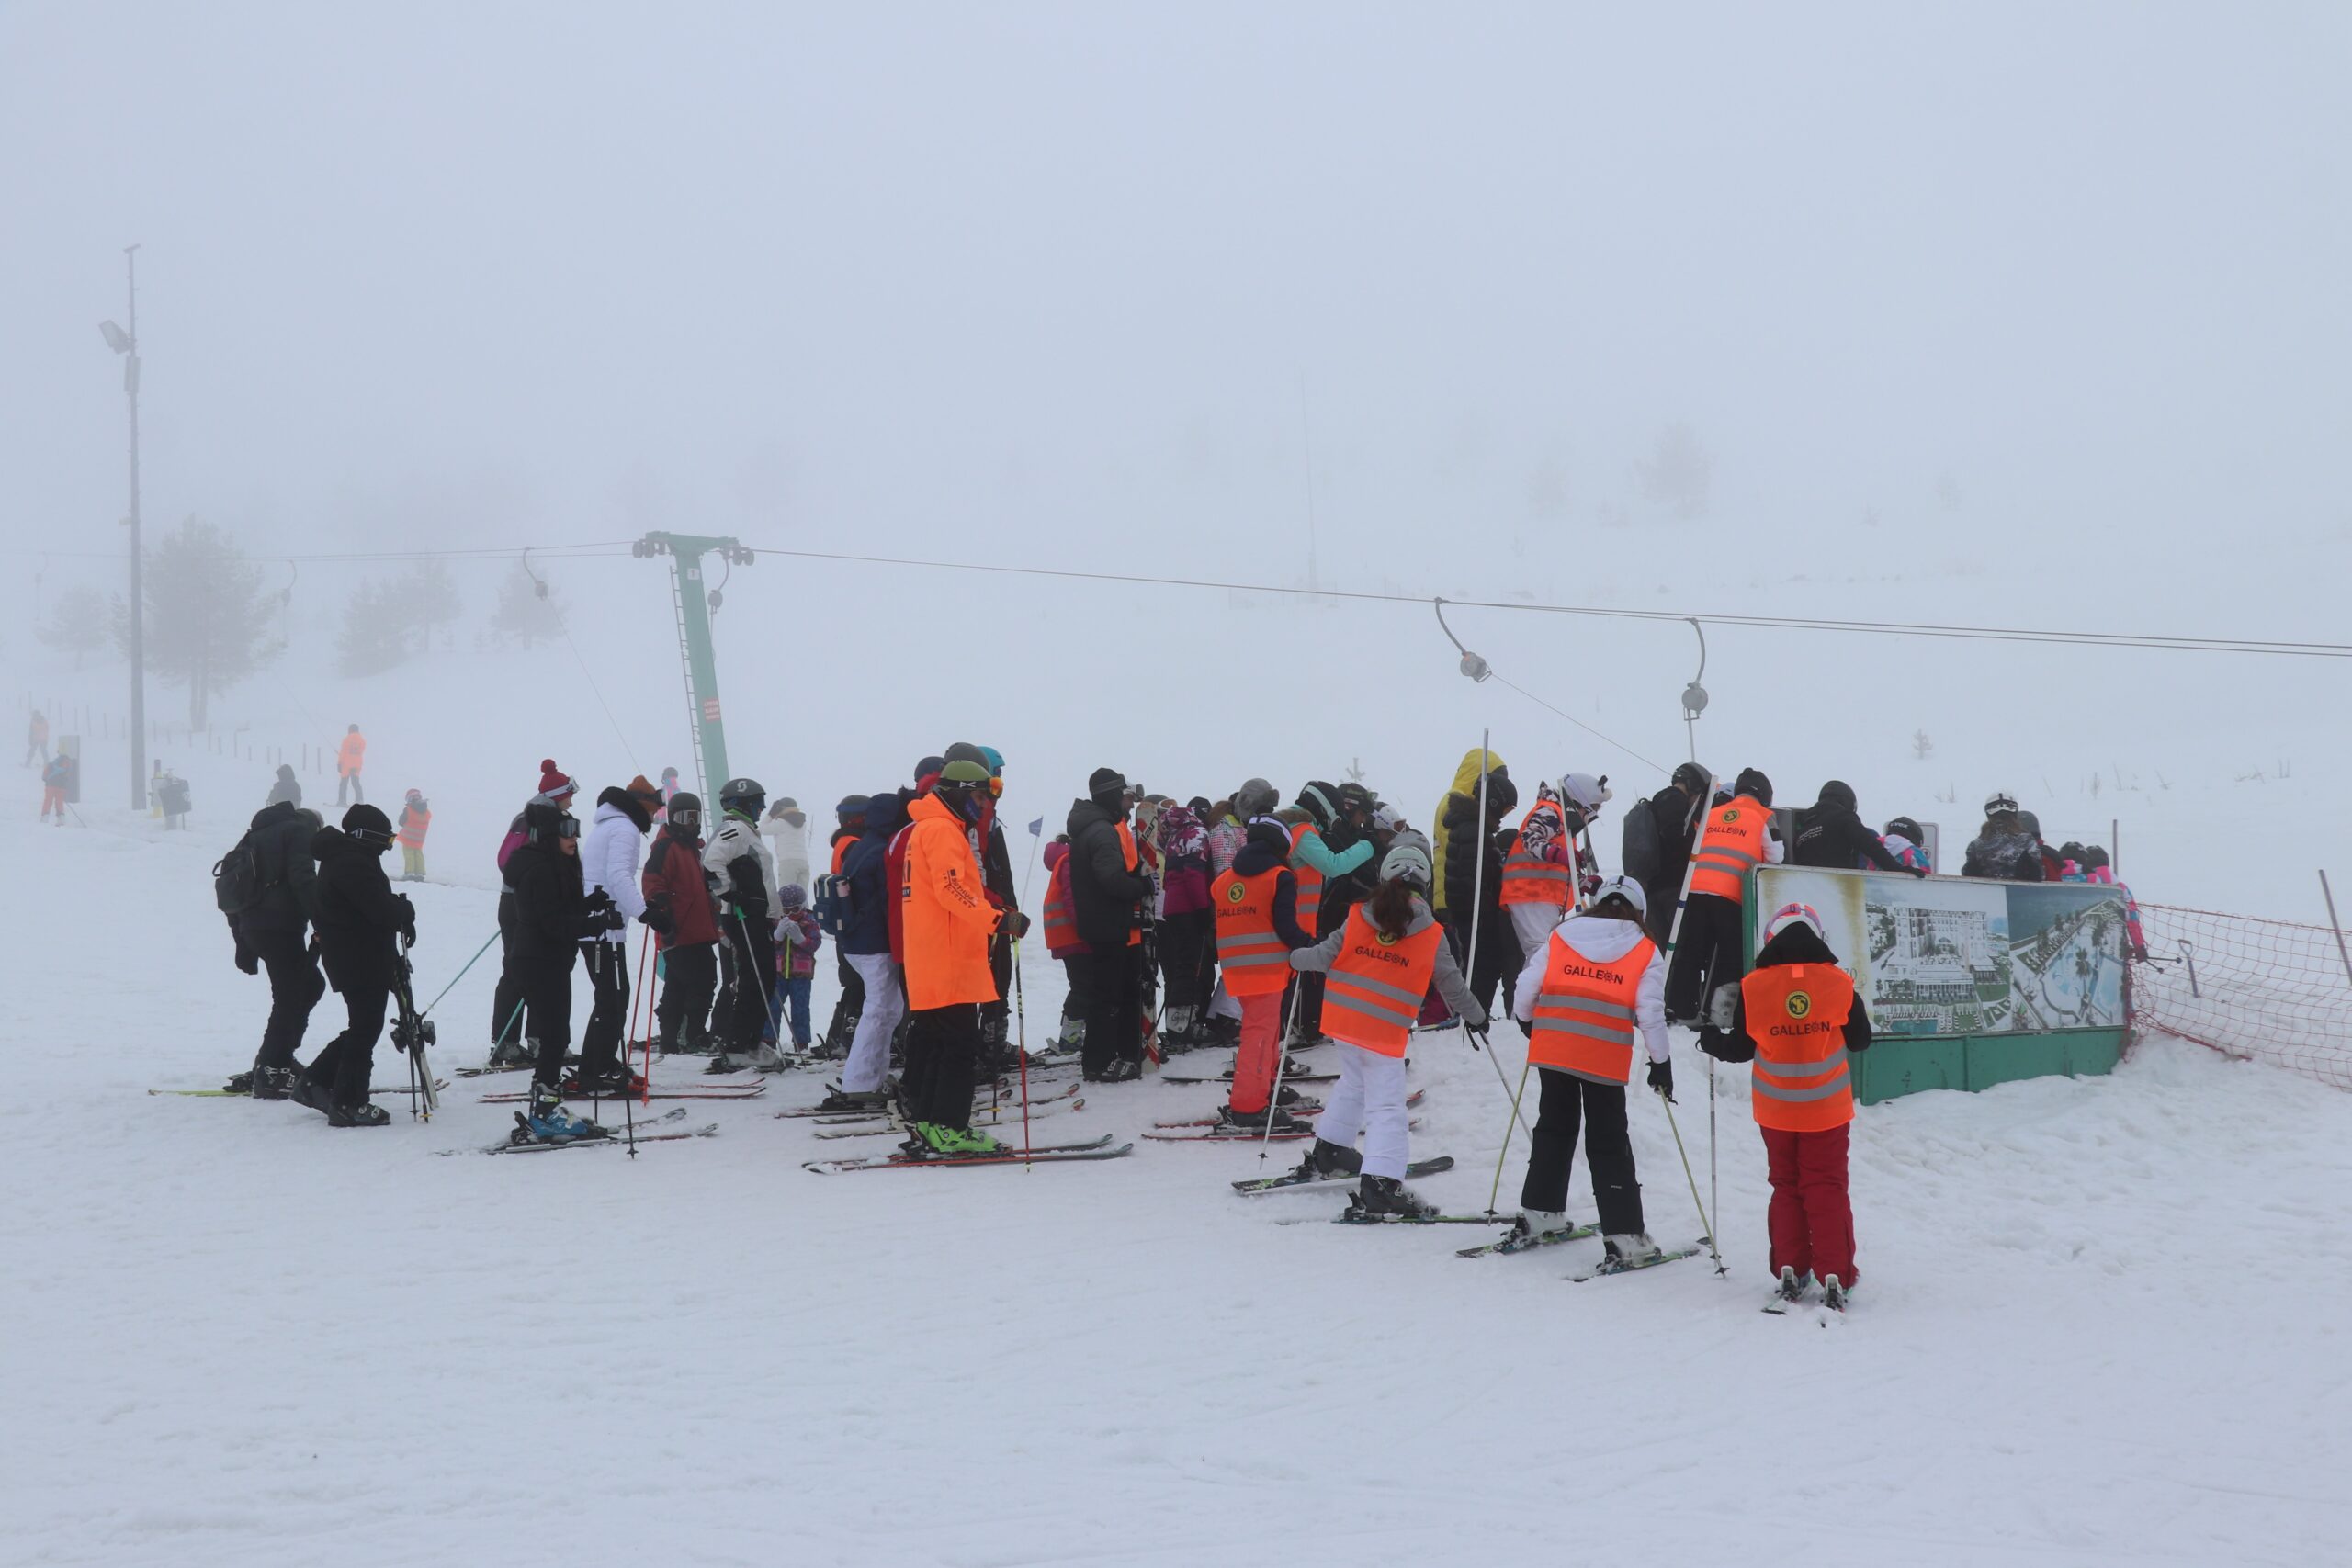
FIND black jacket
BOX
[310,825,412,992]
[1635,784,1707,900]
[1231,828,1314,948]
[1440,795,1509,923]
[503,820,586,971]
[1702,923,1873,1064]
[1792,794,1915,876]
[1066,796,1153,949]
[1962,829,2045,882]
[229,800,322,942]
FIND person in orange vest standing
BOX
[1508,874,1674,1261]
[335,724,368,806]
[1040,834,1088,1053]
[1286,843,1486,1217]
[1278,782,1378,1050]
[898,757,1023,1156]
[395,789,432,882]
[1498,773,1612,959]
[1663,767,1782,1023]
[1702,901,1874,1311]
[1212,816,1318,1134]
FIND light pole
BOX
[100,244,145,811]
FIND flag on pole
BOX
[1027,817,1044,837]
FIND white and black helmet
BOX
[719,777,766,818]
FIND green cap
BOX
[938,758,992,785]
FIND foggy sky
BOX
[6,2,2347,578]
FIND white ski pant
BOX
[843,953,906,1093]
[1207,977,1242,1021]
[1315,1043,1410,1180]
[1509,902,1566,966]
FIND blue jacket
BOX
[839,792,908,956]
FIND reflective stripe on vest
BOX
[397,807,431,848]
[1212,865,1291,996]
[1116,820,1143,947]
[1688,796,1769,905]
[1741,962,1857,1132]
[1322,905,1442,1057]
[1527,930,1656,1085]
[1288,822,1325,930]
[1043,862,1078,953]
[1498,800,1571,908]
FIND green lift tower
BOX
[633,532,755,803]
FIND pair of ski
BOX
[474,1081,765,1103]
[437,1104,721,1156]
[803,1132,1134,1174]
[1446,1217,1698,1278]
[771,1080,1084,1121]
[150,1080,449,1099]
[1145,1086,1427,1142]
[809,1098,1085,1140]
[1761,1272,1851,1318]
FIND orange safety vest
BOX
[1043,855,1080,957]
[1288,821,1326,933]
[1321,905,1442,1057]
[1527,929,1656,1085]
[1498,799,1572,908]
[1115,820,1143,946]
[831,836,854,876]
[338,732,367,776]
[1741,963,1857,1132]
[1212,867,1291,997]
[397,806,432,848]
[1689,795,1769,905]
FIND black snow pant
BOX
[1664,892,1744,1023]
[253,931,325,1072]
[1157,908,1214,1017]
[902,1003,982,1131]
[337,772,364,806]
[579,938,630,1074]
[720,915,775,1052]
[1442,905,1524,1021]
[517,953,575,1084]
[824,949,865,1051]
[490,894,526,1048]
[306,983,387,1109]
[1069,942,1143,1076]
[1520,1068,1645,1235]
[980,931,1012,1053]
[656,941,718,1049]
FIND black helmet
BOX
[342,803,394,852]
[1672,761,1712,795]
[667,791,703,831]
[1734,768,1773,807]
[1297,782,1341,829]
[718,777,765,818]
[1883,816,1922,842]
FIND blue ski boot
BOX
[522,1083,607,1143]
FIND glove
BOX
[1458,998,1487,1032]
[1697,1027,1733,1063]
[1911,865,1929,879]
[1579,872,1603,900]
[1001,909,1031,941]
[1646,1058,1675,1100]
[640,899,676,937]
[234,943,259,976]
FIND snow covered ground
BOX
[8,806,2351,1568]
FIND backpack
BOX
[813,871,854,938]
[213,833,267,916]
[1619,796,1659,886]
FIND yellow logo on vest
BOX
[1225,882,1247,904]
[1374,928,1400,947]
[1722,807,1742,824]
[1784,990,1813,1020]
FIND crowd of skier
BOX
[207,735,2143,1302]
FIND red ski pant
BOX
[1226,991,1285,1114]
[1762,1122,1856,1286]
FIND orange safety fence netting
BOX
[2132,901,2352,1090]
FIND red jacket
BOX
[641,828,718,948]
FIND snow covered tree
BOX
[491,561,567,648]
[112,518,281,728]
[1913,729,1935,761]
[339,560,465,675]
[37,585,109,670]
[1637,423,1712,521]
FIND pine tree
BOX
[1913,729,1935,761]
[112,518,281,728]
[1637,423,1712,521]
[37,585,109,671]
[491,561,567,648]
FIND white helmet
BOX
[1765,901,1825,942]
[1559,773,1611,815]
[1379,842,1433,887]
[1590,874,1647,918]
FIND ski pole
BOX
[1475,1026,1537,1141]
[1484,1048,1533,1217]
[1012,938,1032,1167]
[1656,1083,1726,1275]
[1258,976,1302,1168]
[418,927,500,1019]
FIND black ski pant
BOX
[1069,942,1143,1076]
[979,931,1012,1049]
[512,953,575,1084]
[306,983,387,1109]
[825,949,865,1050]
[1158,908,1214,1017]
[1520,1068,1645,1235]
[1442,905,1524,1021]
[656,941,718,1048]
[337,772,364,806]
[490,895,526,1048]
[579,938,631,1073]
[252,930,325,1072]
[1664,892,1743,1022]
[720,914,775,1052]
[902,1003,981,1131]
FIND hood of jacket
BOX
[1066,795,1125,840]
[1753,919,1840,969]
[1232,828,1292,877]
[1042,839,1069,871]
[310,824,365,865]
[1553,909,1654,963]
[862,790,910,840]
[249,798,306,834]
[1445,746,1507,800]
[1815,779,1859,812]
[597,785,652,833]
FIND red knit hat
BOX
[537,759,577,802]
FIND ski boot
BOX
[1514,1210,1574,1243]
[910,1122,1004,1158]
[521,1083,605,1142]
[1352,1174,1437,1220]
[251,1066,299,1100]
[486,1037,535,1071]
[1204,1012,1241,1047]
[1092,1057,1144,1084]
[1775,1266,1811,1305]
[565,1062,646,1099]
[816,1086,892,1114]
[220,1069,257,1096]
[1272,1083,1316,1109]
[1215,1104,1315,1136]
[328,1100,390,1128]
[1291,1137,1362,1183]
[1604,1232,1664,1267]
[290,1074,336,1116]
[1820,1274,1850,1313]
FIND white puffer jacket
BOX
[581,800,649,943]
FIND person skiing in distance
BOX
[1664,767,1784,1024]
[1510,874,1672,1260]
[335,723,367,806]
[24,708,48,767]
[1700,901,1874,1309]
[820,787,910,1111]
[1437,769,1522,1021]
[221,784,325,1098]
[640,790,720,1055]
[1213,816,1318,1133]
[1792,780,1923,877]
[1961,793,2046,881]
[1039,833,1087,1053]
[1066,767,1156,1081]
[395,788,432,882]
[1498,772,1614,960]
[898,759,1023,1154]
[294,804,414,1127]
[773,885,822,1052]
[655,766,681,819]
[763,797,813,901]
[266,762,301,807]
[704,777,781,1072]
[1286,842,1486,1216]
[820,794,871,1055]
[40,751,69,824]
[1624,761,1712,944]
[574,774,662,1094]
[505,801,597,1139]
[1880,817,1933,874]
[487,761,578,1067]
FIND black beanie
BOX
[342,803,394,850]
[1089,767,1128,803]
[1735,768,1773,807]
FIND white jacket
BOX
[581,800,649,943]
[704,815,776,912]
[1512,911,1671,1065]
[763,810,813,888]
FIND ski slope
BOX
[6,807,2350,1568]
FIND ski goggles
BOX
[1984,793,2019,816]
[555,814,582,840]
